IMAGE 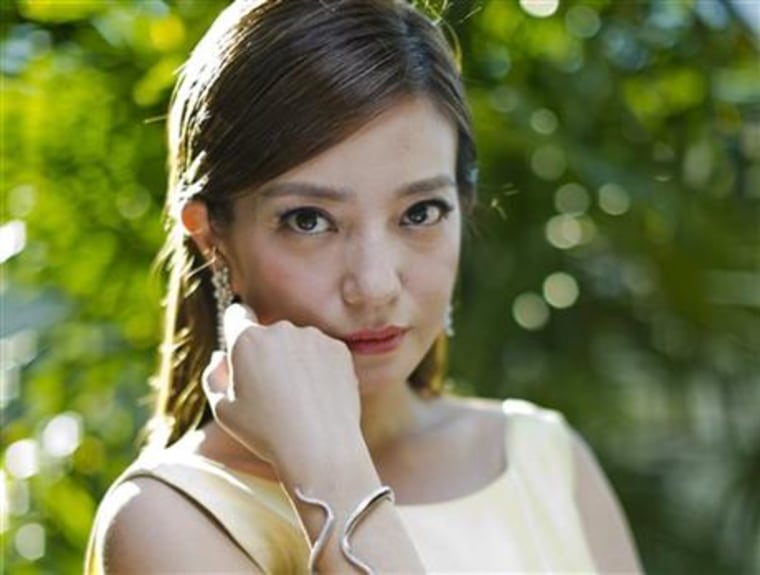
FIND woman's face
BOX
[222,97,461,394]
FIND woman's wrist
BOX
[277,438,414,572]
[284,471,422,573]
[275,427,372,488]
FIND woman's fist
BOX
[202,303,362,472]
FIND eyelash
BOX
[276,199,455,235]
[401,199,454,227]
[277,206,335,235]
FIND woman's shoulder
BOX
[86,446,305,573]
[90,474,261,573]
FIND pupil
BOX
[297,212,317,230]
[411,207,427,223]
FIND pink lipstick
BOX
[342,326,407,355]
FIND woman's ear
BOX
[181,200,215,258]
[181,201,240,295]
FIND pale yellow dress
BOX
[85,400,597,573]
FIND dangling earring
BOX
[444,303,455,338]
[211,256,233,351]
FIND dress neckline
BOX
[170,450,512,510]
[164,416,514,510]
[152,398,541,509]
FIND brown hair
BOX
[146,0,477,447]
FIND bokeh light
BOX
[519,0,559,19]
[42,412,83,458]
[545,214,596,249]
[5,440,39,480]
[554,182,591,214]
[531,145,567,181]
[598,182,632,215]
[530,108,559,135]
[0,220,26,264]
[14,522,45,561]
[512,293,550,330]
[565,5,601,39]
[6,477,30,517]
[116,188,152,221]
[543,272,580,309]
[7,184,36,218]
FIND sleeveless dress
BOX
[85,400,597,573]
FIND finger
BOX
[201,351,231,411]
[223,302,260,352]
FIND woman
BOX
[86,0,641,572]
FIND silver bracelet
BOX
[293,486,335,574]
[340,485,395,575]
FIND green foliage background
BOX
[2,0,758,573]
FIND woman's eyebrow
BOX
[258,174,457,201]
[399,174,457,197]
[258,182,350,201]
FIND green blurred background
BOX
[2,0,758,573]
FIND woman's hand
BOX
[201,302,363,477]
[201,303,425,572]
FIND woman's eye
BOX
[279,208,333,234]
[402,200,454,227]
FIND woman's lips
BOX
[341,326,407,355]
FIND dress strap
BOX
[501,399,575,486]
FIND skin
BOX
[99,97,642,573]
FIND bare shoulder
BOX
[569,429,643,574]
[97,476,261,574]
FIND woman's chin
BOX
[354,367,411,396]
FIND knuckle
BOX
[272,319,294,332]
[210,396,230,421]
[303,325,321,338]
[228,338,246,362]
[231,325,255,350]
[239,324,258,342]
[213,397,245,432]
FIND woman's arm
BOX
[202,303,425,573]
[571,430,643,574]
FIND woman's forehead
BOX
[260,97,457,191]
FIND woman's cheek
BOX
[409,251,457,305]
[242,250,333,324]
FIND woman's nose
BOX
[341,235,402,308]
